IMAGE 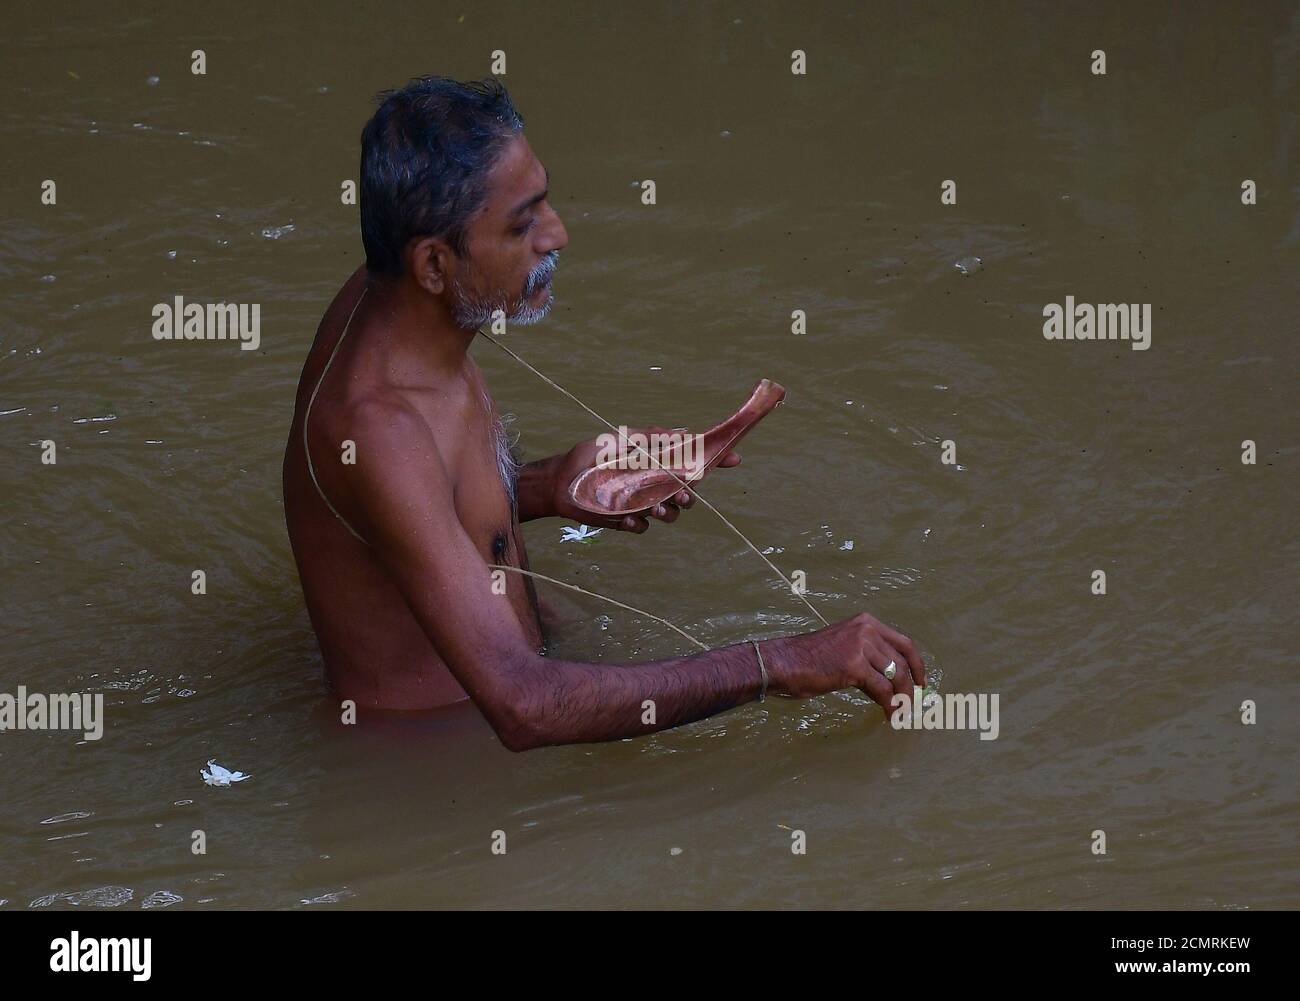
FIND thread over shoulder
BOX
[303,286,370,545]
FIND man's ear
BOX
[405,236,455,296]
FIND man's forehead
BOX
[484,136,546,214]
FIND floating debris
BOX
[953,256,983,276]
[260,224,295,240]
[560,524,603,544]
[31,886,133,908]
[301,890,354,905]
[40,811,92,825]
[200,760,250,787]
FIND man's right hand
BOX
[763,613,926,710]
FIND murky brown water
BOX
[3,1,1298,909]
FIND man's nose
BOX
[541,203,568,253]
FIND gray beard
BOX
[451,254,557,330]
[451,285,553,329]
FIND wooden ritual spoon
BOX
[568,379,786,516]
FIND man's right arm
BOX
[341,401,924,751]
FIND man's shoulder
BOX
[311,266,368,341]
[327,392,435,458]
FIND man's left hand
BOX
[545,426,740,533]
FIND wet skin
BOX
[283,134,923,747]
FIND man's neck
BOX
[364,271,477,376]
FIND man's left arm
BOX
[515,454,565,523]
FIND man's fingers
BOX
[620,515,650,533]
[648,502,680,523]
[880,624,925,688]
[880,641,912,699]
[718,450,742,468]
[864,639,910,699]
[674,490,695,508]
[857,669,894,712]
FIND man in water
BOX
[283,76,924,749]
